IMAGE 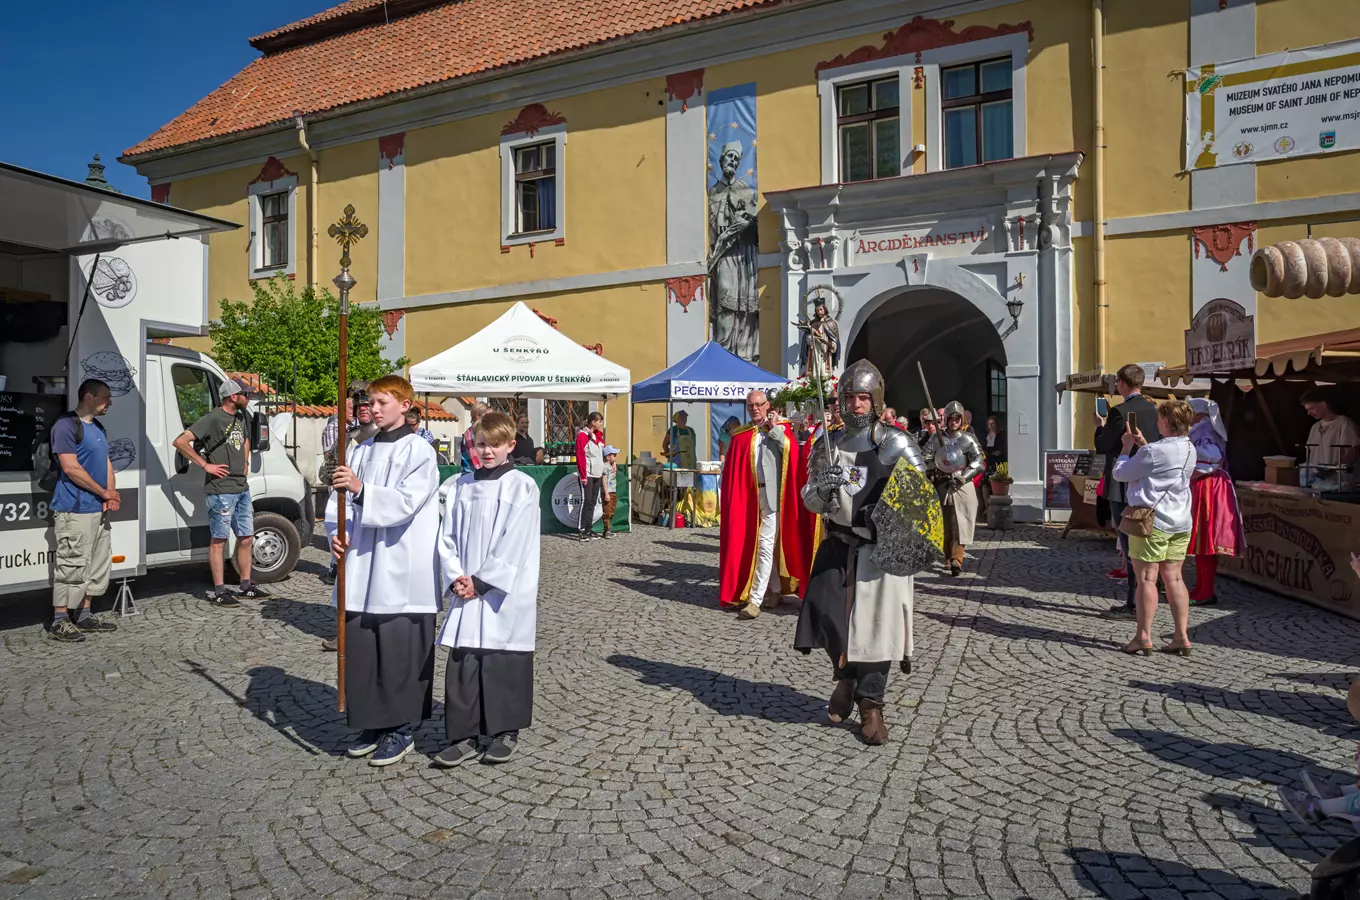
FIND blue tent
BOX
[630,341,787,403]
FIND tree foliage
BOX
[208,277,408,405]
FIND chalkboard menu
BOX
[0,391,64,473]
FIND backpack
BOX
[35,412,106,493]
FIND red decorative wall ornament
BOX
[501,103,567,137]
[381,308,405,337]
[378,132,406,168]
[500,245,512,254]
[1219,0,1228,8]
[534,309,559,329]
[666,275,706,313]
[249,156,298,186]
[150,337,173,345]
[582,342,604,356]
[913,67,925,88]
[814,16,1034,73]
[150,182,171,204]
[529,241,536,258]
[666,69,705,112]
[1192,222,1257,271]
[554,238,565,247]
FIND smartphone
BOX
[1127,411,1138,433]
[1096,397,1109,417]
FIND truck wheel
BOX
[250,511,301,583]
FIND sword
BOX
[917,360,936,421]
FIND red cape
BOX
[718,422,816,605]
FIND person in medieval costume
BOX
[1186,397,1245,606]
[719,390,816,619]
[708,140,760,362]
[795,360,931,746]
[798,297,841,376]
[926,401,985,577]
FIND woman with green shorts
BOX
[1112,399,1198,657]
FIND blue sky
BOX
[0,0,329,198]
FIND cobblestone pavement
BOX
[3,523,1359,900]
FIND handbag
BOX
[1117,444,1192,538]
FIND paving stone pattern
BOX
[2,524,1358,899]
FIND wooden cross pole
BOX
[327,204,368,713]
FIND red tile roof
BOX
[124,0,786,158]
[292,398,459,420]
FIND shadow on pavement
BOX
[652,540,718,554]
[260,596,335,641]
[1129,680,1356,739]
[607,654,825,724]
[917,582,1112,619]
[1205,790,1346,864]
[185,659,348,757]
[917,609,1121,651]
[1065,847,1298,899]
[609,560,719,608]
[1111,729,1354,785]
[185,659,448,759]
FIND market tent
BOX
[1157,326,1360,383]
[631,341,786,403]
[408,301,630,398]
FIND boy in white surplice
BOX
[327,375,441,768]
[434,412,541,766]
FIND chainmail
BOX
[842,410,876,429]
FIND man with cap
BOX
[173,378,268,606]
[707,139,760,361]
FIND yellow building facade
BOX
[124,0,1360,517]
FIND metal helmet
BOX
[942,400,967,428]
[838,359,885,428]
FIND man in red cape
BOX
[719,390,816,619]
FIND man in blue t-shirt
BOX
[48,378,121,643]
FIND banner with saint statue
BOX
[707,83,760,364]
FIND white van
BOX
[0,161,310,597]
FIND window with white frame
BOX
[836,78,901,182]
[942,58,1014,169]
[500,125,566,246]
[260,191,289,269]
[513,142,557,235]
[247,176,297,279]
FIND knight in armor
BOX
[925,401,985,576]
[794,360,928,746]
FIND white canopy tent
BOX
[409,301,630,399]
[409,302,633,470]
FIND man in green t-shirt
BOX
[172,378,267,606]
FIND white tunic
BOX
[436,466,541,653]
[324,430,442,615]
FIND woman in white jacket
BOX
[1112,399,1198,658]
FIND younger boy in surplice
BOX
[327,375,442,767]
[434,412,541,767]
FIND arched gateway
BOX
[766,153,1082,520]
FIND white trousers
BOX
[749,508,779,603]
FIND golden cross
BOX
[327,204,369,269]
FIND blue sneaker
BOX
[369,728,414,767]
[346,730,381,758]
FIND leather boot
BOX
[858,700,889,745]
[827,679,854,724]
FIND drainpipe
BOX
[1092,0,1108,371]
[294,112,319,288]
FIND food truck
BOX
[0,162,312,596]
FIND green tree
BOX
[208,277,408,405]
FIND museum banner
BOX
[706,84,760,363]
[1186,39,1360,170]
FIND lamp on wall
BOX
[1002,274,1025,338]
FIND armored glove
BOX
[950,471,968,486]
[811,465,850,511]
